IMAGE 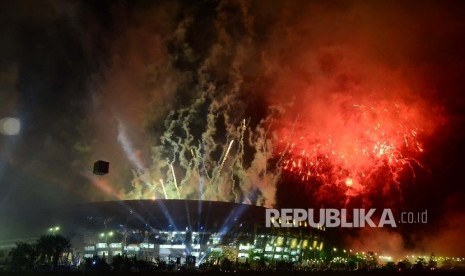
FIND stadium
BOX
[60,199,327,266]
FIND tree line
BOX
[7,234,70,272]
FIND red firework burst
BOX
[276,101,426,198]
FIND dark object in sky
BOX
[93,160,109,175]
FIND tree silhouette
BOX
[111,254,135,272]
[8,242,37,271]
[413,257,426,270]
[428,254,437,270]
[35,234,70,270]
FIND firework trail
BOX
[170,163,180,199]
[122,1,282,206]
[125,86,281,206]
[159,179,168,200]
[218,139,234,174]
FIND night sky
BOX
[1,0,465,257]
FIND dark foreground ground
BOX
[1,271,464,276]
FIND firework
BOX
[219,139,234,174]
[124,77,433,210]
[126,102,279,207]
[276,101,426,200]
[159,179,168,200]
[169,164,180,199]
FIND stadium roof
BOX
[66,199,269,233]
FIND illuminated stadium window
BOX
[110,243,122,248]
[265,245,273,252]
[140,243,154,249]
[96,243,107,249]
[276,237,284,246]
[275,247,283,252]
[84,254,93,258]
[97,251,108,256]
[84,246,95,251]
[125,245,140,252]
[290,238,298,249]
[112,251,122,256]
[159,244,185,249]
[239,244,251,250]
[302,240,309,248]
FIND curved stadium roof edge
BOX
[66,199,270,233]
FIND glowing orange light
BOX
[345,178,353,187]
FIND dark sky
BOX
[1,0,465,257]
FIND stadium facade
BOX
[62,200,326,265]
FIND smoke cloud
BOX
[1,0,464,256]
[81,0,464,253]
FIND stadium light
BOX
[48,226,60,234]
